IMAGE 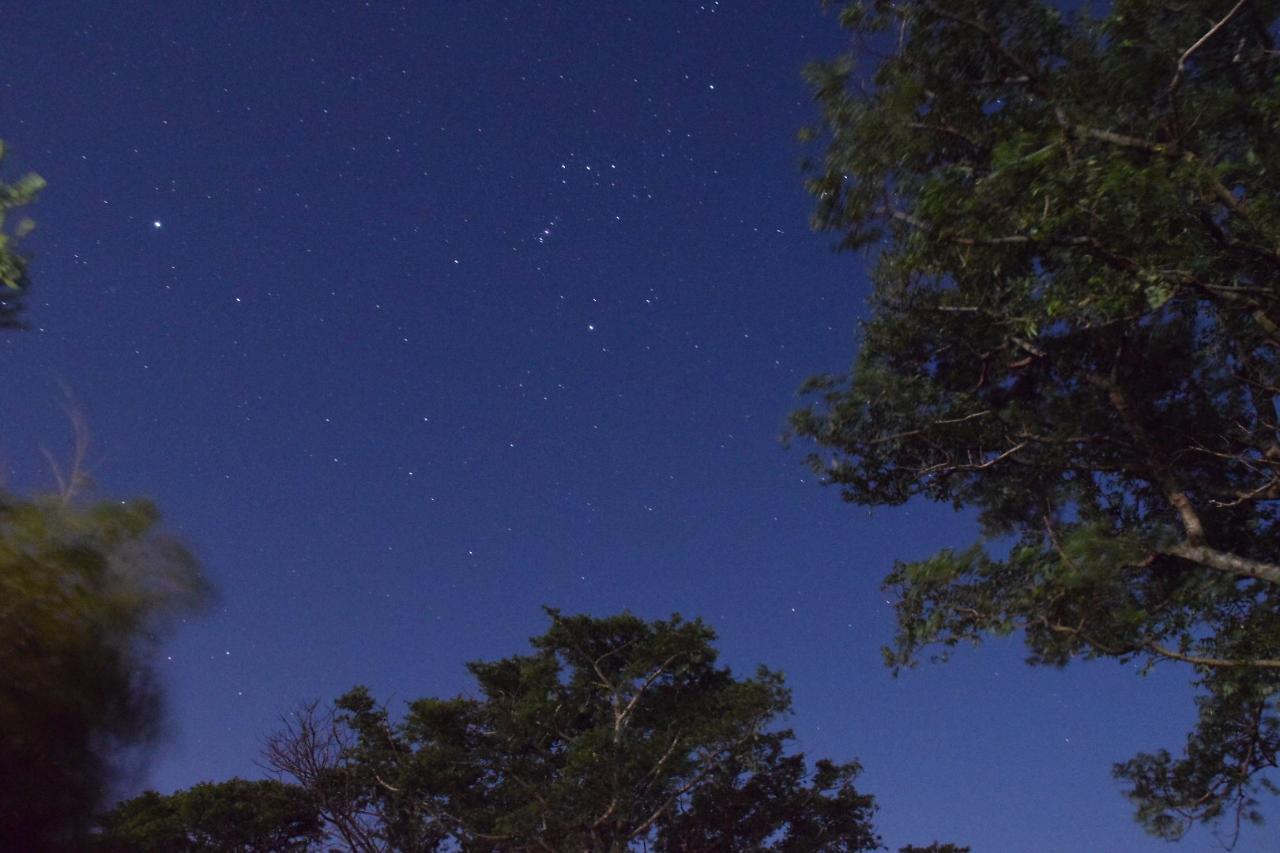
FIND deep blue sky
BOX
[2,2,1267,850]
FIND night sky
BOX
[2,3,1267,850]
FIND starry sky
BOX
[1,2,1268,851]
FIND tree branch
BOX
[616,652,682,742]
[1169,0,1252,98]
[1087,373,1209,546]
[1166,542,1280,585]
[1145,640,1280,670]
[625,733,757,844]
[918,441,1028,476]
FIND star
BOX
[152,220,163,229]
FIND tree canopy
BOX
[0,494,209,849]
[256,610,878,851]
[794,0,1280,839]
[96,610,983,851]
[94,778,322,852]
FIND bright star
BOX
[152,220,163,229]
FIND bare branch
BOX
[1087,374,1210,546]
[262,700,386,853]
[1145,640,1280,670]
[1169,0,1252,98]
[626,727,763,844]
[1208,477,1280,508]
[1166,542,1280,585]
[616,652,683,742]
[41,386,93,505]
[1075,125,1252,219]
[918,441,1028,476]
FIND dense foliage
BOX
[254,611,881,851]
[312,611,878,851]
[0,495,208,849]
[94,612,983,851]
[794,0,1280,838]
[94,778,322,852]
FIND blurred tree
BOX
[94,778,322,852]
[0,140,44,328]
[268,610,881,852]
[794,0,1280,839]
[0,140,211,847]
[0,146,207,849]
[0,494,209,849]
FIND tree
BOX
[0,493,209,849]
[0,140,44,328]
[262,700,385,852]
[94,778,323,852]
[267,610,880,852]
[793,0,1280,839]
[0,147,206,848]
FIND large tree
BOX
[266,610,880,852]
[793,0,1280,839]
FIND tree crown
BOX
[794,0,1280,838]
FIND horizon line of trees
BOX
[91,609,969,852]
